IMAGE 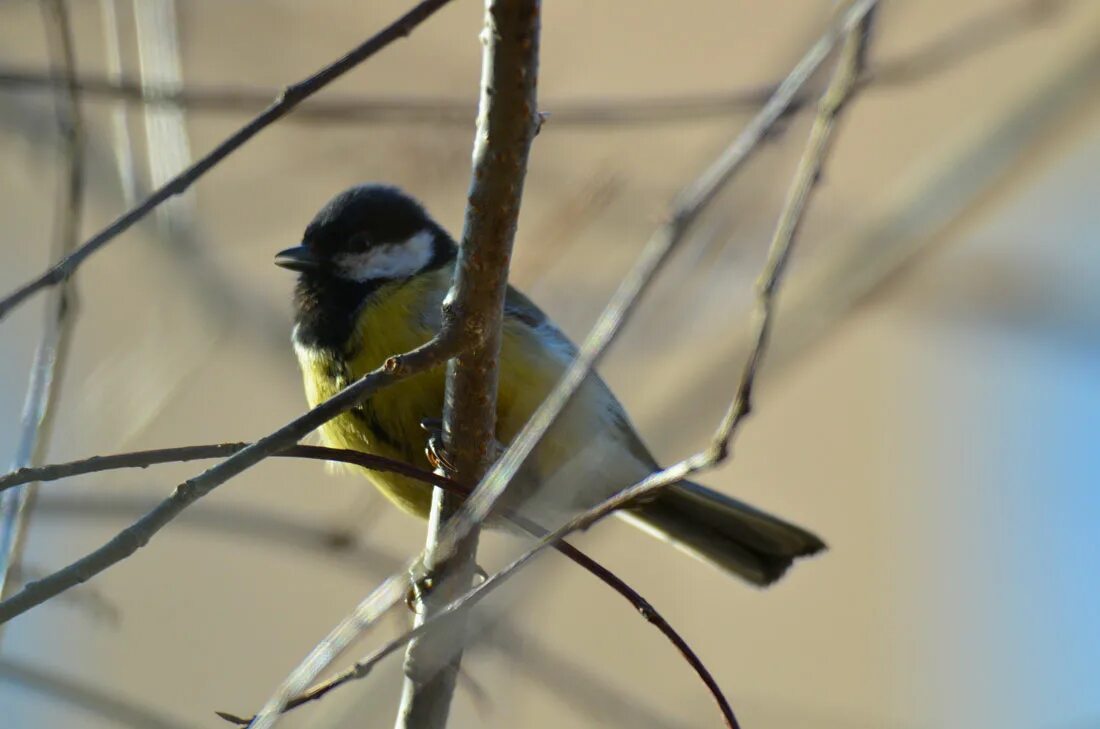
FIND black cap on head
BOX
[302,184,437,258]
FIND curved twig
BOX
[0,443,734,725]
[0,0,86,634]
[0,0,456,322]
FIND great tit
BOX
[276,184,824,586]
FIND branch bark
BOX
[244,5,877,726]
[248,8,879,727]
[0,0,457,323]
[397,2,541,727]
[0,0,1068,126]
[1,440,733,724]
[0,332,461,626]
[0,0,85,637]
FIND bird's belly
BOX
[324,378,449,518]
[293,287,652,525]
[302,354,642,526]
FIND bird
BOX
[276,184,825,586]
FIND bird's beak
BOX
[274,245,323,272]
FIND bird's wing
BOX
[501,285,660,472]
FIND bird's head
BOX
[275,184,454,284]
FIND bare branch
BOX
[0,330,462,626]
[457,0,879,566]
[3,438,731,722]
[253,8,878,726]
[0,67,774,127]
[707,7,876,461]
[0,0,1072,127]
[366,17,880,722]
[0,444,450,495]
[398,1,540,725]
[0,0,457,323]
[215,497,735,728]
[245,2,876,726]
[0,0,85,635]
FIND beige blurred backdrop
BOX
[1,1,1099,728]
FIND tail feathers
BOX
[623,480,825,586]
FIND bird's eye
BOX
[346,232,372,251]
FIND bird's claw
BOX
[405,574,435,615]
[420,418,506,475]
[404,566,487,614]
[421,418,458,476]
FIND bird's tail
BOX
[621,480,825,586]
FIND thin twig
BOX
[2,442,732,724]
[0,439,731,723]
[0,326,462,626]
[245,3,877,727]
[29,493,689,729]
[707,8,877,462]
[242,9,878,727]
[0,0,472,627]
[0,444,449,495]
[0,0,457,323]
[443,0,879,589]
[0,0,1071,127]
[0,67,773,126]
[214,494,734,727]
[0,0,85,637]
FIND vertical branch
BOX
[0,0,85,631]
[97,0,140,206]
[396,1,540,727]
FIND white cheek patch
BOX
[338,229,435,281]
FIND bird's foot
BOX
[420,418,458,477]
[405,573,434,615]
[404,565,488,614]
[420,418,507,478]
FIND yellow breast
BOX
[295,268,641,522]
[296,272,446,517]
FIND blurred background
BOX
[0,1,1098,727]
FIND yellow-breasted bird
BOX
[276,184,824,586]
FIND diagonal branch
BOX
[244,2,877,727]
[0,66,774,127]
[0,440,732,723]
[0,0,85,636]
[255,17,878,726]
[0,0,457,323]
[446,0,879,571]
[0,328,464,625]
[0,0,1073,127]
[706,7,876,461]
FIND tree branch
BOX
[706,7,876,462]
[0,0,456,323]
[397,2,541,726]
[245,18,879,713]
[0,0,85,636]
[449,0,879,564]
[244,3,877,727]
[0,329,463,626]
[0,0,1071,127]
[2,440,731,724]
[215,519,734,728]
[0,67,774,127]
